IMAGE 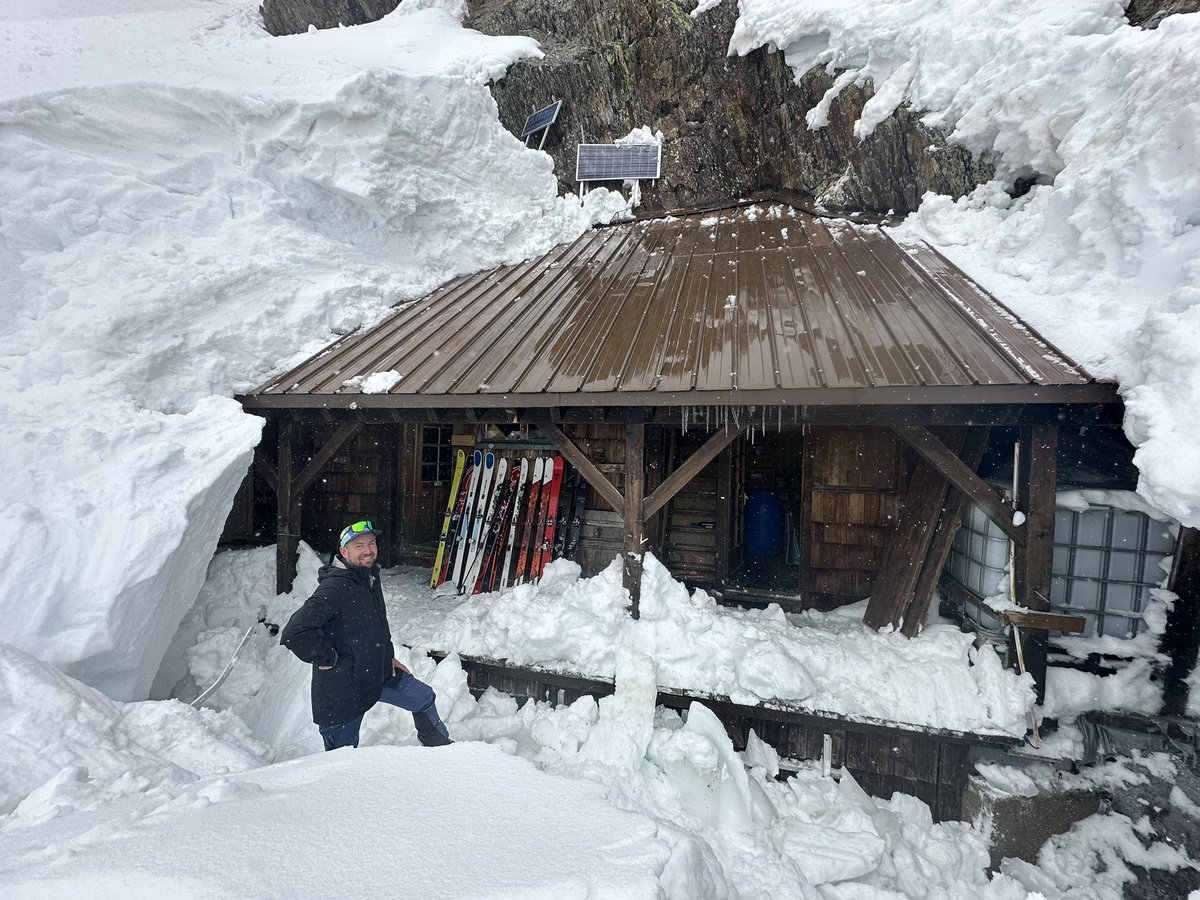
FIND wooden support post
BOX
[625,423,646,618]
[1014,425,1057,704]
[901,428,992,636]
[275,418,299,595]
[1161,528,1200,716]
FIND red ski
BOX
[514,457,546,585]
[518,456,554,583]
[534,457,565,579]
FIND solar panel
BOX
[575,143,662,182]
[520,100,563,139]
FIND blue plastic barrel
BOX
[745,490,784,557]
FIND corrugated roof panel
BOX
[789,233,872,388]
[511,227,641,394]
[556,220,676,393]
[617,224,707,392]
[695,218,741,393]
[837,232,974,386]
[246,202,1098,408]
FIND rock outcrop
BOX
[260,0,398,35]
[1126,0,1200,29]
[259,0,994,214]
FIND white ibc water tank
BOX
[947,497,1177,640]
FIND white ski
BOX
[462,456,507,594]
[454,450,493,591]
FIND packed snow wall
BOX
[0,2,615,699]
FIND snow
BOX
[723,0,1200,529]
[0,0,618,699]
[408,553,1036,736]
[0,741,672,899]
[1,542,1194,897]
[2,0,1199,895]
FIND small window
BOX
[420,426,453,484]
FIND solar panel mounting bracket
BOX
[521,99,563,152]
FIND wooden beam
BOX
[1014,425,1057,703]
[1162,527,1200,716]
[893,424,1025,548]
[276,419,299,595]
[254,447,279,497]
[946,579,1085,634]
[539,422,625,516]
[644,425,746,520]
[1006,608,1086,634]
[292,422,361,496]
[625,424,646,618]
[901,427,991,636]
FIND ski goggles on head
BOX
[339,520,378,548]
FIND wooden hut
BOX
[236,200,1123,708]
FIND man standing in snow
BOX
[281,519,453,751]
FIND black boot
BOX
[414,711,453,746]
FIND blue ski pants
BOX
[319,671,450,751]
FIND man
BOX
[281,519,453,751]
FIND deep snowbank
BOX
[2,546,1190,899]
[184,545,1034,740]
[0,0,616,699]
[724,0,1200,525]
[415,554,1035,736]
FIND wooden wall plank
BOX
[863,429,966,630]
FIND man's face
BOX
[340,533,377,568]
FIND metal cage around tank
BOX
[947,497,1177,640]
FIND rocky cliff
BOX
[259,0,998,213]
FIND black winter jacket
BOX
[280,560,395,726]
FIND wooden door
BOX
[802,427,902,605]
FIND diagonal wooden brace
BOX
[539,422,626,517]
[644,425,747,521]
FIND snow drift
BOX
[0,0,615,698]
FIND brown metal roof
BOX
[245,203,1107,410]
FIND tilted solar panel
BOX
[521,100,563,138]
[575,143,662,182]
